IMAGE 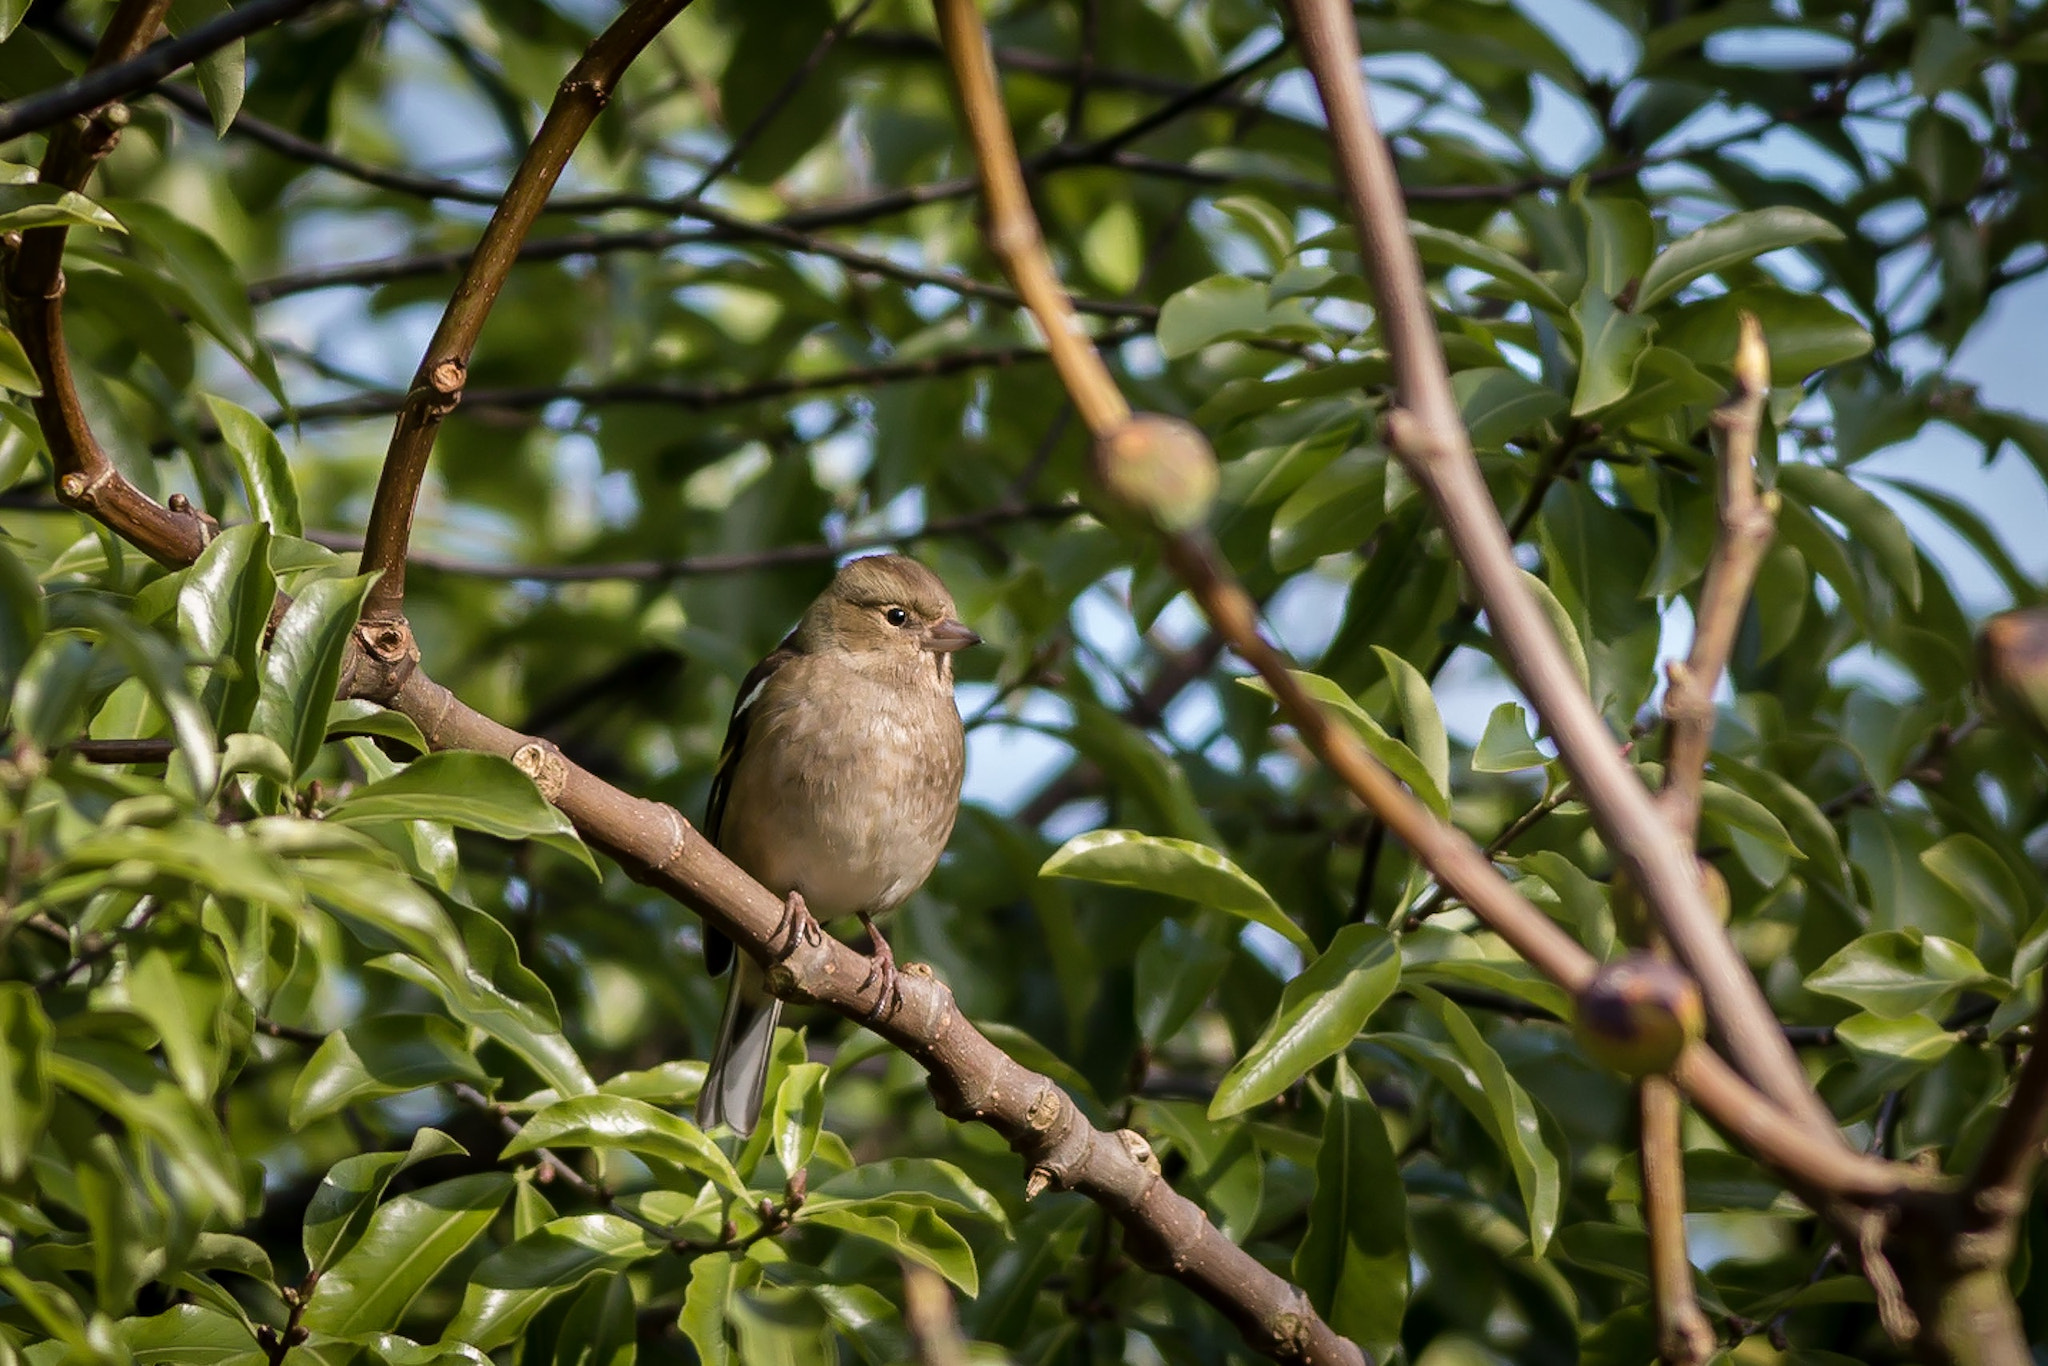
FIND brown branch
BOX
[1963,981,2048,1246]
[1,0,215,566]
[355,0,697,624]
[249,208,1157,321]
[305,502,1080,582]
[0,0,323,142]
[1640,1075,1714,1365]
[930,0,1918,1241]
[1656,317,1776,839]
[1286,0,1844,1147]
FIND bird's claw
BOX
[857,911,899,1024]
[774,891,822,959]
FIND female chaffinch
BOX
[695,554,979,1135]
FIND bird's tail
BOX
[696,956,783,1137]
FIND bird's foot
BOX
[857,911,899,1024]
[773,891,823,960]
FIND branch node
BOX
[511,740,569,803]
[1116,1128,1161,1175]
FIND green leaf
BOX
[1660,287,1873,384]
[1371,646,1449,808]
[1391,989,1563,1253]
[202,396,300,536]
[505,1095,743,1196]
[0,984,53,1180]
[0,0,26,41]
[1454,366,1568,449]
[680,1253,737,1366]
[1210,923,1400,1118]
[1472,701,1547,773]
[301,1173,514,1336]
[441,1214,663,1350]
[101,201,285,406]
[49,1037,244,1220]
[1517,567,1592,693]
[178,520,274,737]
[1157,275,1318,357]
[812,1159,1009,1231]
[252,571,378,780]
[166,0,244,135]
[122,920,233,1103]
[1806,931,2000,1019]
[0,539,42,704]
[768,1061,826,1177]
[1570,288,1656,415]
[1920,834,2028,969]
[1268,444,1388,572]
[1040,828,1311,952]
[1637,208,1845,311]
[117,1304,260,1362]
[303,1129,468,1275]
[1410,221,1568,315]
[76,598,219,795]
[1774,463,1921,608]
[0,321,41,394]
[1581,197,1655,298]
[290,1015,492,1129]
[799,1198,979,1295]
[326,751,595,875]
[1237,671,1449,817]
[0,183,124,232]
[327,698,428,753]
[1294,1061,1406,1358]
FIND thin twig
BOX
[1963,979,2048,1236]
[0,0,325,142]
[355,0,699,622]
[305,502,1080,582]
[684,0,878,198]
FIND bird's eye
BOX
[884,607,910,627]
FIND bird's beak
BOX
[923,618,982,653]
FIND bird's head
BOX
[797,553,980,678]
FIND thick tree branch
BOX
[1286,0,1844,1147]
[1,0,215,566]
[355,0,696,622]
[0,0,323,143]
[1964,983,2048,1245]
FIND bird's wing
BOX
[703,632,799,977]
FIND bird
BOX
[695,553,979,1136]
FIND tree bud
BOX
[1977,606,2048,753]
[1573,954,1705,1077]
[1094,413,1219,533]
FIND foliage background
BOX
[2,0,2047,1361]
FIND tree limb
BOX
[1285,0,1845,1147]
[0,0,323,142]
[355,0,697,623]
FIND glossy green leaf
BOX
[1637,207,1845,310]
[0,183,124,232]
[1455,366,1569,448]
[1040,827,1311,951]
[1775,463,1921,608]
[505,1095,743,1195]
[0,321,41,394]
[1238,670,1450,817]
[290,1015,491,1128]
[1295,1061,1406,1358]
[303,1129,468,1275]
[203,396,300,537]
[326,751,595,875]
[799,1198,979,1295]
[1472,701,1547,773]
[1570,288,1656,415]
[1660,287,1873,383]
[1807,931,2001,1019]
[769,1061,826,1176]
[166,0,244,135]
[1157,275,1318,357]
[177,521,274,737]
[301,1173,513,1336]
[1210,923,1400,1118]
[1411,221,1568,314]
[252,571,377,780]
[0,984,53,1180]
[327,698,429,753]
[813,1159,1008,1231]
[442,1214,662,1349]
